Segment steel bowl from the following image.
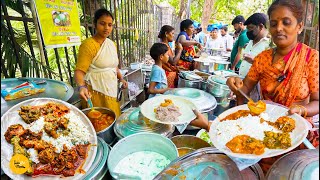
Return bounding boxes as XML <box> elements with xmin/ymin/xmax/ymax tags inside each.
<box><xmin>194</xmin><ymin>60</ymin><xmax>214</xmax><ymax>73</ymax></box>
<box><xmin>170</xmin><ymin>135</ymin><xmax>211</xmax><ymax>157</ymax></box>
<box><xmin>108</xmin><ymin>132</ymin><xmax>178</xmax><ymax>179</ymax></box>
<box><xmin>82</xmin><ymin>107</ymin><xmax>117</xmax><ymax>144</ymax></box>
<box><xmin>178</xmin><ymin>76</ymin><xmax>201</xmax><ymax>89</ymax></box>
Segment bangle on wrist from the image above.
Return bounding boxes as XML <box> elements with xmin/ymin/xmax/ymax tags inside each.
<box><xmin>78</xmin><ymin>85</ymin><xmax>87</xmax><ymax>91</ymax></box>
<box><xmin>298</xmin><ymin>105</ymin><xmax>308</xmax><ymax>118</ymax></box>
<box><xmin>291</xmin><ymin>105</ymin><xmax>308</xmax><ymax>118</ymax></box>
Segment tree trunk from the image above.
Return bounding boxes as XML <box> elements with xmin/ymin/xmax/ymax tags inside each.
<box><xmin>84</xmin><ymin>0</ymin><xmax>102</xmax><ymax>18</ymax></box>
<box><xmin>178</xmin><ymin>0</ymin><xmax>187</xmax><ymax>20</ymax></box>
<box><xmin>201</xmin><ymin>0</ymin><xmax>215</xmax><ymax>33</ymax></box>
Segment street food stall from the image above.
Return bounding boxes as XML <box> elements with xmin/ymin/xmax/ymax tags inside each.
<box><xmin>1</xmin><ymin>0</ymin><xmax>319</xmax><ymax>178</ymax></box>
<box><xmin>1</xmin><ymin>63</ymin><xmax>318</xmax><ymax>179</ymax></box>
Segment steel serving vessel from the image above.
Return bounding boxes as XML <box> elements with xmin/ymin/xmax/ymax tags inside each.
<box><xmin>82</xmin><ymin>107</ymin><xmax>117</xmax><ymax>144</ymax></box>
<box><xmin>114</xmin><ymin>107</ymin><xmax>175</xmax><ymax>139</ymax></box>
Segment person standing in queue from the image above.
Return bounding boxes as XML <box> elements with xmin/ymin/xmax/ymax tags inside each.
<box><xmin>158</xmin><ymin>25</ymin><xmax>183</xmax><ymax>88</ymax></box>
<box><xmin>220</xmin><ymin>26</ymin><xmax>234</xmax><ymax>52</ymax></box>
<box><xmin>226</xmin><ymin>0</ymin><xmax>319</xmax><ymax>173</ymax></box>
<box><xmin>74</xmin><ymin>8</ymin><xmax>128</xmax><ymax>118</ymax></box>
<box><xmin>205</xmin><ymin>28</ymin><xmax>224</xmax><ymax>50</ymax></box>
<box><xmin>239</xmin><ymin>13</ymin><xmax>271</xmax><ymax>102</ymax></box>
<box><xmin>230</xmin><ymin>15</ymin><xmax>250</xmax><ymax>74</ymax></box>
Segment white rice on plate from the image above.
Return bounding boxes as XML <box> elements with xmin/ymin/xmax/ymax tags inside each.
<box><xmin>27</xmin><ymin>111</ymin><xmax>92</xmax><ymax>154</ymax></box>
<box><xmin>27</xmin><ymin>148</ymin><xmax>39</xmax><ymax>163</ymax></box>
<box><xmin>215</xmin><ymin>112</ymin><xmax>282</xmax><ymax>146</ymax></box>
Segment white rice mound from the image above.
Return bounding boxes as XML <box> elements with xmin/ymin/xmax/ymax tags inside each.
<box><xmin>215</xmin><ymin>113</ymin><xmax>281</xmax><ymax>145</ymax></box>
<box><xmin>27</xmin><ymin>148</ymin><xmax>39</xmax><ymax>163</ymax></box>
<box><xmin>27</xmin><ymin>111</ymin><xmax>91</xmax><ymax>153</ymax></box>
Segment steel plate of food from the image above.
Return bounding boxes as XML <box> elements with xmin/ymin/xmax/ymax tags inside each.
<box><xmin>1</xmin><ymin>98</ymin><xmax>97</xmax><ymax>180</ymax></box>
<box><xmin>209</xmin><ymin>103</ymin><xmax>310</xmax><ymax>159</ymax></box>
<box><xmin>140</xmin><ymin>95</ymin><xmax>197</xmax><ymax>125</ymax></box>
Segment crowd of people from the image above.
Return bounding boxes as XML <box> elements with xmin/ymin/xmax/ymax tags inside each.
<box><xmin>74</xmin><ymin>0</ymin><xmax>318</xmax><ymax>175</ymax></box>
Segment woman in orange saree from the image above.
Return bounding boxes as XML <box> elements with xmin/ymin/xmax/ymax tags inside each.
<box><xmin>158</xmin><ymin>25</ymin><xmax>183</xmax><ymax>88</ymax></box>
<box><xmin>226</xmin><ymin>0</ymin><xmax>319</xmax><ymax>174</ymax></box>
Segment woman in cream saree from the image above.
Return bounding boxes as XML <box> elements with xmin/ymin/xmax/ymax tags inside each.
<box><xmin>74</xmin><ymin>9</ymin><xmax>127</xmax><ymax>117</ymax></box>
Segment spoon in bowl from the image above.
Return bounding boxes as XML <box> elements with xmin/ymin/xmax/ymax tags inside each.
<box><xmin>87</xmin><ymin>98</ymin><xmax>102</xmax><ymax>119</ymax></box>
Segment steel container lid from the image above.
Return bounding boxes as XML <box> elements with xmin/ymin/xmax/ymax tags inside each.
<box><xmin>207</xmin><ymin>75</ymin><xmax>229</xmax><ymax>85</ymax></box>
<box><xmin>114</xmin><ymin>108</ymin><xmax>175</xmax><ymax>139</ymax></box>
<box><xmin>164</xmin><ymin>88</ymin><xmax>217</xmax><ymax>113</ymax></box>
<box><xmin>82</xmin><ymin>137</ymin><xmax>109</xmax><ymax>180</ymax></box>
<box><xmin>213</xmin><ymin>70</ymin><xmax>239</xmax><ymax>78</ymax></box>
<box><xmin>154</xmin><ymin>147</ymin><xmax>243</xmax><ymax>180</ymax></box>
<box><xmin>266</xmin><ymin>149</ymin><xmax>319</xmax><ymax>180</ymax></box>
<box><xmin>155</xmin><ymin>147</ymin><xmax>265</xmax><ymax>180</ymax></box>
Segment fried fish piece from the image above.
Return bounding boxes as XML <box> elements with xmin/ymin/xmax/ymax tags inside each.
<box><xmin>4</xmin><ymin>124</ymin><xmax>25</xmax><ymax>142</ymax></box>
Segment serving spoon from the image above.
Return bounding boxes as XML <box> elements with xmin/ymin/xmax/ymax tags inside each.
<box><xmin>237</xmin><ymin>88</ymin><xmax>253</xmax><ymax>102</ymax></box>
<box><xmin>238</xmin><ymin>88</ymin><xmax>266</xmax><ymax>115</ymax></box>
<box><xmin>87</xmin><ymin>98</ymin><xmax>102</xmax><ymax>119</ymax></box>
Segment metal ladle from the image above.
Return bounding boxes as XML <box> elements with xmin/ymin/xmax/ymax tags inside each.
<box><xmin>87</xmin><ymin>98</ymin><xmax>102</xmax><ymax>119</ymax></box>
<box><xmin>237</xmin><ymin>88</ymin><xmax>253</xmax><ymax>102</ymax></box>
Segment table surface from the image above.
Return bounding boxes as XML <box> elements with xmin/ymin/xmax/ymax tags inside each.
<box><xmin>1</xmin><ymin>78</ymin><xmax>74</xmax><ymax>117</ymax></box>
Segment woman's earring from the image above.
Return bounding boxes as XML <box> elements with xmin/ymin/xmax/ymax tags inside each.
<box><xmin>298</xmin><ymin>31</ymin><xmax>302</xmax><ymax>34</ymax></box>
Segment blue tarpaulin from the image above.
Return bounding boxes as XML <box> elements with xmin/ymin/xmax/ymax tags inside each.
<box><xmin>207</xmin><ymin>23</ymin><xmax>228</xmax><ymax>31</ymax></box>
<box><xmin>193</xmin><ymin>21</ymin><xmax>200</xmax><ymax>28</ymax></box>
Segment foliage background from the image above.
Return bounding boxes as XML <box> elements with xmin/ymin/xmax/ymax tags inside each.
<box><xmin>155</xmin><ymin>0</ymin><xmax>271</xmax><ymax>28</ymax></box>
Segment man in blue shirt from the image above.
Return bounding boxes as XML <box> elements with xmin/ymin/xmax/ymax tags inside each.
<box><xmin>194</xmin><ymin>26</ymin><xmax>206</xmax><ymax>46</ymax></box>
<box><xmin>230</xmin><ymin>15</ymin><xmax>249</xmax><ymax>74</ymax></box>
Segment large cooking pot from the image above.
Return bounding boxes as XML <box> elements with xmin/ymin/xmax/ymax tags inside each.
<box><xmin>178</xmin><ymin>75</ymin><xmax>202</xmax><ymax>89</ymax></box>
<box><xmin>194</xmin><ymin>59</ymin><xmax>214</xmax><ymax>73</ymax></box>
<box><xmin>82</xmin><ymin>107</ymin><xmax>117</xmax><ymax>144</ymax></box>
<box><xmin>266</xmin><ymin>149</ymin><xmax>319</xmax><ymax>180</ymax></box>
<box><xmin>194</xmin><ymin>56</ymin><xmax>228</xmax><ymax>73</ymax></box>
<box><xmin>206</xmin><ymin>75</ymin><xmax>231</xmax><ymax>98</ymax></box>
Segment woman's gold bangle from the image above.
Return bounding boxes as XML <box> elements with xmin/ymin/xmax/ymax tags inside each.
<box><xmin>291</xmin><ymin>104</ymin><xmax>308</xmax><ymax>118</ymax></box>
<box><xmin>298</xmin><ymin>105</ymin><xmax>308</xmax><ymax>118</ymax></box>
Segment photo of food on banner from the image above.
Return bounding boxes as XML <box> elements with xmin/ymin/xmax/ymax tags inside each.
<box><xmin>52</xmin><ymin>11</ymin><xmax>71</xmax><ymax>26</ymax></box>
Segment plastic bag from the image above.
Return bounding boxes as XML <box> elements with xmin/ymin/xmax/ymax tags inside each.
<box><xmin>1</xmin><ymin>82</ymin><xmax>45</xmax><ymax>101</ymax></box>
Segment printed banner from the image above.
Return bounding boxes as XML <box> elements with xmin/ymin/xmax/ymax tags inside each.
<box><xmin>34</xmin><ymin>0</ymin><xmax>81</xmax><ymax>48</ymax></box>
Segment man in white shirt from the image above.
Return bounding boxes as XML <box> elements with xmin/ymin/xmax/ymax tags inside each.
<box><xmin>220</xmin><ymin>26</ymin><xmax>234</xmax><ymax>51</ymax></box>
<box><xmin>239</xmin><ymin>13</ymin><xmax>270</xmax><ymax>77</ymax></box>
<box><xmin>239</xmin><ymin>13</ymin><xmax>271</xmax><ymax>101</ymax></box>
<box><xmin>205</xmin><ymin>28</ymin><xmax>224</xmax><ymax>49</ymax></box>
